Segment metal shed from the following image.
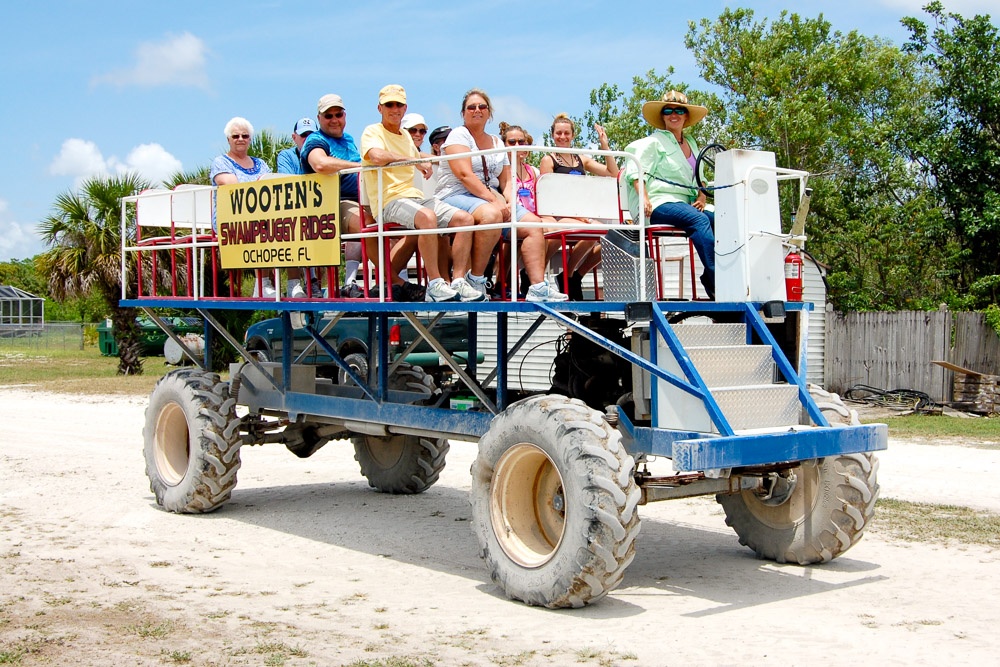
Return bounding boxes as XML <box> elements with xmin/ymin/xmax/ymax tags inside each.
<box><xmin>0</xmin><ymin>285</ymin><xmax>44</xmax><ymax>337</ymax></box>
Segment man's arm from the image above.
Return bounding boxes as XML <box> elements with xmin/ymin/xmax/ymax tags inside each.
<box><xmin>365</xmin><ymin>146</ymin><xmax>432</xmax><ymax>178</ymax></box>
<box><xmin>306</xmin><ymin>147</ymin><xmax>360</xmax><ymax>174</ymax></box>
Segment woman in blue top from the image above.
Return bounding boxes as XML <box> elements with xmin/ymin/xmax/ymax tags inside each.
<box><xmin>209</xmin><ymin>117</ymin><xmax>275</xmax><ymax>296</ymax></box>
<box><xmin>210</xmin><ymin>117</ymin><xmax>271</xmax><ymax>185</ymax></box>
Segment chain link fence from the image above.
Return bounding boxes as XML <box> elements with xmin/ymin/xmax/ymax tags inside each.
<box><xmin>0</xmin><ymin>322</ymin><xmax>98</xmax><ymax>352</ymax></box>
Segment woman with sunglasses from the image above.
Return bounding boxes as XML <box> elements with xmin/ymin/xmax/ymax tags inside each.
<box><xmin>623</xmin><ymin>90</ymin><xmax>715</xmax><ymax>299</ymax></box>
<box><xmin>435</xmin><ymin>89</ymin><xmax>565</xmax><ymax>301</ymax></box>
<box><xmin>497</xmin><ymin>122</ymin><xmax>567</xmax><ymax>301</ymax></box>
<box><xmin>209</xmin><ymin>117</ymin><xmax>275</xmax><ymax>296</ymax></box>
<box><xmin>210</xmin><ymin>117</ymin><xmax>271</xmax><ymax>186</ymax></box>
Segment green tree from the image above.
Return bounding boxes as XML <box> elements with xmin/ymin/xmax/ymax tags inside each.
<box><xmin>37</xmin><ymin>173</ymin><xmax>150</xmax><ymax>374</ymax></box>
<box><xmin>902</xmin><ymin>1</ymin><xmax>1000</xmax><ymax>292</ymax></box>
<box><xmin>684</xmin><ymin>8</ymin><xmax>951</xmax><ymax>310</ymax></box>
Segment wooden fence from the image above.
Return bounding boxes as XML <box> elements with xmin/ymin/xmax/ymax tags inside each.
<box><xmin>826</xmin><ymin>309</ymin><xmax>1000</xmax><ymax>402</ymax></box>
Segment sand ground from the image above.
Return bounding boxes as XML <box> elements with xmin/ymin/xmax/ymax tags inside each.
<box><xmin>1</xmin><ymin>387</ymin><xmax>998</xmax><ymax>666</ymax></box>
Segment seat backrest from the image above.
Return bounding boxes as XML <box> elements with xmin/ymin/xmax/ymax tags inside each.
<box><xmin>135</xmin><ymin>189</ymin><xmax>173</xmax><ymax>227</ymax></box>
<box><xmin>535</xmin><ymin>173</ymin><xmax>621</xmax><ymax>221</ymax></box>
<box><xmin>171</xmin><ymin>185</ymin><xmax>213</xmax><ymax>229</ymax></box>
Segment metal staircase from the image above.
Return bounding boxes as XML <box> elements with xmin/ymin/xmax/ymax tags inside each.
<box><xmin>659</xmin><ymin>321</ymin><xmax>802</xmax><ymax>434</ymax></box>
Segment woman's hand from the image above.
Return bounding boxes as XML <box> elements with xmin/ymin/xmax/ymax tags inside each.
<box><xmin>595</xmin><ymin>123</ymin><xmax>610</xmax><ymax>148</ymax></box>
<box><xmin>494</xmin><ymin>192</ymin><xmax>511</xmax><ymax>221</ymax></box>
<box><xmin>693</xmin><ymin>192</ymin><xmax>707</xmax><ymax>212</ymax></box>
<box><xmin>643</xmin><ymin>196</ymin><xmax>653</xmax><ymax>218</ymax></box>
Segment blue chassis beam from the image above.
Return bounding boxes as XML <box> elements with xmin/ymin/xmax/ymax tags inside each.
<box><xmin>123</xmin><ymin>297</ymin><xmax>886</xmax><ymax>470</ymax></box>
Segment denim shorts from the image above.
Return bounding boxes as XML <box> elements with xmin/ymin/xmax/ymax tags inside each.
<box><xmin>442</xmin><ymin>192</ymin><xmax>493</xmax><ymax>215</ymax></box>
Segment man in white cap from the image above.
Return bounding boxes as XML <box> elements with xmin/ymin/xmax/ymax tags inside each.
<box><xmin>300</xmin><ymin>94</ymin><xmax>367</xmax><ymax>298</ymax></box>
<box><xmin>360</xmin><ymin>84</ymin><xmax>480</xmax><ymax>302</ymax></box>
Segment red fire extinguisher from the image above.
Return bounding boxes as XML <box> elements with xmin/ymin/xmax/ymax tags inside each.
<box><xmin>784</xmin><ymin>250</ymin><xmax>804</xmax><ymax>301</ymax></box>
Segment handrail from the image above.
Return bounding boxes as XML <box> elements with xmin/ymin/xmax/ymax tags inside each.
<box><xmin>120</xmin><ymin>146</ymin><xmax>812</xmax><ymax>303</ymax></box>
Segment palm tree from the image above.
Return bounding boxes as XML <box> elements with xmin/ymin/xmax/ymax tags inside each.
<box><xmin>38</xmin><ymin>172</ymin><xmax>150</xmax><ymax>375</ymax></box>
<box><xmin>250</xmin><ymin>128</ymin><xmax>292</xmax><ymax>172</ymax></box>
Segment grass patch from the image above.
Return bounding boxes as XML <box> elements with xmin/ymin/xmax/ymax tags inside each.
<box><xmin>864</xmin><ymin>413</ymin><xmax>1000</xmax><ymax>447</ymax></box>
<box><xmin>126</xmin><ymin>620</ymin><xmax>174</xmax><ymax>638</ymax></box>
<box><xmin>0</xmin><ymin>348</ymin><xmax>164</xmax><ymax>395</ymax></box>
<box><xmin>875</xmin><ymin>498</ymin><xmax>1000</xmax><ymax>546</ymax></box>
<box><xmin>0</xmin><ymin>645</ymin><xmax>26</xmax><ymax>664</ymax></box>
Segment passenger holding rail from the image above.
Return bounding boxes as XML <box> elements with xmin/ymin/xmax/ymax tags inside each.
<box><xmin>436</xmin><ymin>90</ymin><xmax>563</xmax><ymax>302</ymax></box>
<box><xmin>498</xmin><ymin>122</ymin><xmax>567</xmax><ymax>302</ymax></box>
<box><xmin>210</xmin><ymin>117</ymin><xmax>275</xmax><ymax>297</ymax></box>
<box><xmin>301</xmin><ymin>94</ymin><xmax>369</xmax><ymax>299</ymax></box>
<box><xmin>360</xmin><ymin>84</ymin><xmax>477</xmax><ymax>303</ymax></box>
<box><xmin>624</xmin><ymin>90</ymin><xmax>715</xmax><ymax>299</ymax></box>
<box><xmin>539</xmin><ymin>114</ymin><xmax>619</xmax><ymax>299</ymax></box>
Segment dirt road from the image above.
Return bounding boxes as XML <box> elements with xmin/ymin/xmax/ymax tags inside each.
<box><xmin>1</xmin><ymin>387</ymin><xmax>998</xmax><ymax>666</ymax></box>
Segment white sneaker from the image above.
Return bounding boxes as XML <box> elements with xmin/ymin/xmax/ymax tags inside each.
<box><xmin>526</xmin><ymin>281</ymin><xmax>568</xmax><ymax>302</ymax></box>
<box><xmin>254</xmin><ymin>277</ymin><xmax>277</xmax><ymax>298</ymax></box>
<box><xmin>425</xmin><ymin>280</ymin><xmax>460</xmax><ymax>302</ymax></box>
<box><xmin>451</xmin><ymin>276</ymin><xmax>487</xmax><ymax>302</ymax></box>
<box><xmin>287</xmin><ymin>279</ymin><xmax>306</xmax><ymax>299</ymax></box>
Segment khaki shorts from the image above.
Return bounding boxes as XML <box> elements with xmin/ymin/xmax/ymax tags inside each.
<box><xmin>380</xmin><ymin>197</ymin><xmax>459</xmax><ymax>229</ymax></box>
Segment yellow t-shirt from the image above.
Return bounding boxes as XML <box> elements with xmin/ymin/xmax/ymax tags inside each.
<box><xmin>359</xmin><ymin>123</ymin><xmax>424</xmax><ymax>208</ymax></box>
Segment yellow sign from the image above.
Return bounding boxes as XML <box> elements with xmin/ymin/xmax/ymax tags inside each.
<box><xmin>216</xmin><ymin>174</ymin><xmax>341</xmax><ymax>269</ymax></box>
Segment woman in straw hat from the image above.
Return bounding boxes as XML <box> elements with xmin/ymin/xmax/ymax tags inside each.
<box><xmin>623</xmin><ymin>90</ymin><xmax>715</xmax><ymax>299</ymax></box>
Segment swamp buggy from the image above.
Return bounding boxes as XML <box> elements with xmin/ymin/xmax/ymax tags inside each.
<box><xmin>121</xmin><ymin>146</ymin><xmax>886</xmax><ymax>608</ymax></box>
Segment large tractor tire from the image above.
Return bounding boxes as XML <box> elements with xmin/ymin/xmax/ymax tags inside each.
<box><xmin>143</xmin><ymin>370</ymin><xmax>242</xmax><ymax>513</ymax></box>
<box><xmin>716</xmin><ymin>386</ymin><xmax>880</xmax><ymax>564</ymax></box>
<box><xmin>352</xmin><ymin>362</ymin><xmax>449</xmax><ymax>494</ymax></box>
<box><xmin>470</xmin><ymin>394</ymin><xmax>641</xmax><ymax>608</ymax></box>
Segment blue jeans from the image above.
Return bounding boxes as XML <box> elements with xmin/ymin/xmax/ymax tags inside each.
<box><xmin>650</xmin><ymin>202</ymin><xmax>715</xmax><ymax>285</ymax></box>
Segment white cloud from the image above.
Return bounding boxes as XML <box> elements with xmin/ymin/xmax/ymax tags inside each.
<box><xmin>119</xmin><ymin>144</ymin><xmax>183</xmax><ymax>185</ymax></box>
<box><xmin>49</xmin><ymin>138</ymin><xmax>106</xmax><ymax>183</ymax></box>
<box><xmin>48</xmin><ymin>139</ymin><xmax>183</xmax><ymax>188</ymax></box>
<box><xmin>93</xmin><ymin>32</ymin><xmax>210</xmax><ymax>90</ymax></box>
<box><xmin>0</xmin><ymin>198</ymin><xmax>45</xmax><ymax>262</ymax></box>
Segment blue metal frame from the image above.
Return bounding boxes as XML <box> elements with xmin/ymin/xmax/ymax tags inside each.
<box><xmin>124</xmin><ymin>296</ymin><xmax>886</xmax><ymax>471</ymax></box>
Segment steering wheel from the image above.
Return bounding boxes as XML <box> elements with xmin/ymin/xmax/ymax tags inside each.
<box><xmin>695</xmin><ymin>143</ymin><xmax>726</xmax><ymax>195</ymax></box>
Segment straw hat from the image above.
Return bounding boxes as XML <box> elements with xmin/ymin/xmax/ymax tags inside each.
<box><xmin>641</xmin><ymin>90</ymin><xmax>708</xmax><ymax>130</ymax></box>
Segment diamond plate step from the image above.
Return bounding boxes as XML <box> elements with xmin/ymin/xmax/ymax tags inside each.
<box><xmin>672</xmin><ymin>322</ymin><xmax>746</xmax><ymax>347</ymax></box>
<box><xmin>712</xmin><ymin>384</ymin><xmax>800</xmax><ymax>430</ymax></box>
<box><xmin>688</xmin><ymin>345</ymin><xmax>775</xmax><ymax>387</ymax></box>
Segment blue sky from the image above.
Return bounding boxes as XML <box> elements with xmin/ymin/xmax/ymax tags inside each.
<box><xmin>0</xmin><ymin>0</ymin><xmax>995</xmax><ymax>262</ymax></box>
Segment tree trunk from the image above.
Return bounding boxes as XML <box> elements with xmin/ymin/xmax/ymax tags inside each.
<box><xmin>110</xmin><ymin>304</ymin><xmax>144</xmax><ymax>376</ymax></box>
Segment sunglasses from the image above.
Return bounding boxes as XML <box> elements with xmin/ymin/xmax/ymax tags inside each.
<box><xmin>408</xmin><ymin>128</ymin><xmax>428</xmax><ymax>135</ymax></box>
<box><xmin>506</xmin><ymin>139</ymin><xmax>528</xmax><ymax>146</ymax></box>
<box><xmin>323</xmin><ymin>111</ymin><xmax>345</xmax><ymax>119</ymax></box>
<box><xmin>661</xmin><ymin>107</ymin><xmax>688</xmax><ymax>116</ymax></box>
<box><xmin>230</xmin><ymin>133</ymin><xmax>250</xmax><ymax>139</ymax></box>
<box><xmin>465</xmin><ymin>103</ymin><xmax>489</xmax><ymax>112</ymax></box>
<box><xmin>383</xmin><ymin>101</ymin><xmax>405</xmax><ymax>108</ymax></box>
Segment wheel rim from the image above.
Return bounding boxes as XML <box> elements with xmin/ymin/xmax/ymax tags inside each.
<box><xmin>154</xmin><ymin>402</ymin><xmax>190</xmax><ymax>486</ymax></box>
<box><xmin>490</xmin><ymin>443</ymin><xmax>566</xmax><ymax>568</ymax></box>
<box><xmin>365</xmin><ymin>434</ymin><xmax>406</xmax><ymax>468</ymax></box>
<box><xmin>743</xmin><ymin>460</ymin><xmax>820</xmax><ymax>530</ymax></box>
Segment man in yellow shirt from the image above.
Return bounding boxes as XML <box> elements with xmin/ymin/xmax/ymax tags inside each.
<box><xmin>360</xmin><ymin>85</ymin><xmax>479</xmax><ymax>303</ymax></box>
